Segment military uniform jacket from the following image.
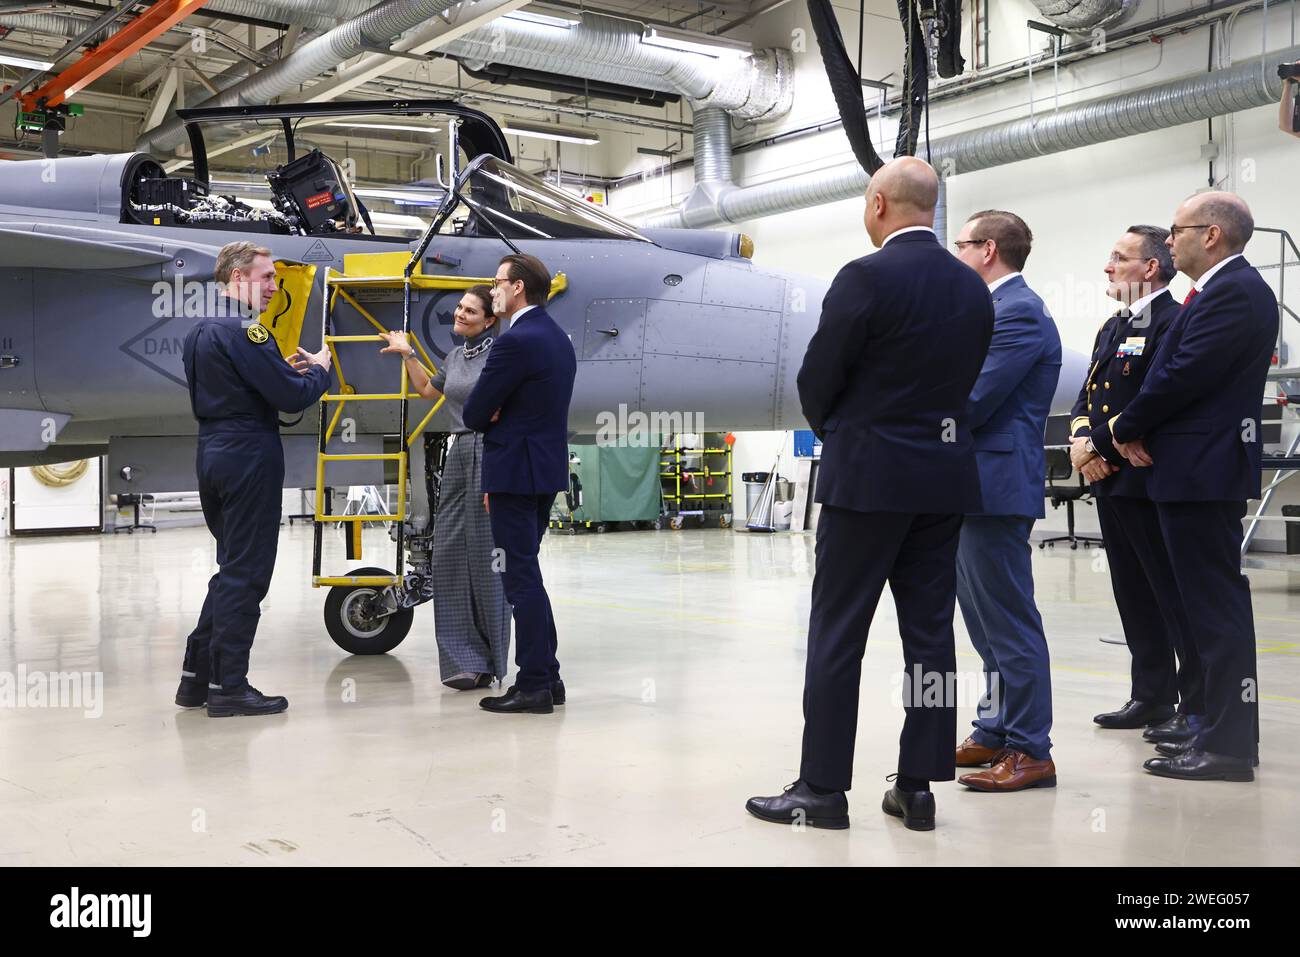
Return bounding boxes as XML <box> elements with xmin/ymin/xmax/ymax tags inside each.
<box><xmin>1069</xmin><ymin>288</ymin><xmax>1179</xmax><ymax>498</ymax></box>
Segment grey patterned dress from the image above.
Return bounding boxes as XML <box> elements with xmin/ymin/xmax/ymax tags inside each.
<box><xmin>429</xmin><ymin>329</ymin><xmax>511</xmax><ymax>682</ymax></box>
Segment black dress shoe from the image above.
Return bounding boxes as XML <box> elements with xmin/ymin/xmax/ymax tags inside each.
<box><xmin>1143</xmin><ymin>748</ymin><xmax>1254</xmax><ymax>782</ymax></box>
<box><xmin>174</xmin><ymin>678</ymin><xmax>207</xmax><ymax>709</ymax></box>
<box><xmin>207</xmin><ymin>685</ymin><xmax>288</xmax><ymax>717</ymax></box>
<box><xmin>1143</xmin><ymin>713</ymin><xmax>1197</xmax><ymax>742</ymax></box>
<box><xmin>479</xmin><ymin>685</ymin><xmax>553</xmax><ymax>714</ymax></box>
<box><xmin>1155</xmin><ymin>739</ymin><xmax>1260</xmax><ymax>767</ymax></box>
<box><xmin>745</xmin><ymin>780</ymin><xmax>849</xmax><ymax>829</ymax></box>
<box><xmin>1093</xmin><ymin>699</ymin><xmax>1175</xmax><ymax>729</ymax></box>
<box><xmin>882</xmin><ymin>785</ymin><xmax>936</xmax><ymax>831</ymax></box>
<box><xmin>552</xmin><ymin>680</ymin><xmax>565</xmax><ymax>706</ymax></box>
<box><xmin>1154</xmin><ymin>739</ymin><xmax>1195</xmax><ymax>757</ymax></box>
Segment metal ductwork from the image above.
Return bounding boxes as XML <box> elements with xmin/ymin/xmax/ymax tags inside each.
<box><xmin>443</xmin><ymin>12</ymin><xmax>794</xmax><ymax>120</ymax></box>
<box><xmin>134</xmin><ymin>0</ymin><xmax>458</xmax><ymax>155</ymax></box>
<box><xmin>644</xmin><ymin>42</ymin><xmax>1297</xmax><ymax>230</ymax></box>
<box><xmin>0</xmin><ymin>1</ymin><xmax>357</xmax><ymax>40</ymax></box>
<box><xmin>1029</xmin><ymin>0</ymin><xmax>1140</xmax><ymax>32</ymax></box>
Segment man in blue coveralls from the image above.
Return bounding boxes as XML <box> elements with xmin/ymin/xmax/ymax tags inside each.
<box><xmin>174</xmin><ymin>241</ymin><xmax>332</xmax><ymax>717</ymax></box>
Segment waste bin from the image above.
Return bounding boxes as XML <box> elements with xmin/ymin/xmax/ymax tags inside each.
<box><xmin>743</xmin><ymin>472</ymin><xmax>770</xmax><ymax>515</ymax></box>
<box><xmin>1284</xmin><ymin>505</ymin><xmax>1300</xmax><ymax>555</ymax></box>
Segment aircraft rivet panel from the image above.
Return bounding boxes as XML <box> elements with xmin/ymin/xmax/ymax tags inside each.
<box><xmin>582</xmin><ymin>299</ymin><xmax>647</xmax><ymax>361</ymax></box>
<box><xmin>640</xmin><ymin>354</ymin><xmax>777</xmax><ymax>433</ymax></box>
<box><xmin>644</xmin><ymin>300</ymin><xmax>781</xmax><ymax>363</ymax></box>
<box><xmin>701</xmin><ymin>262</ymin><xmax>787</xmax><ymax>312</ymax></box>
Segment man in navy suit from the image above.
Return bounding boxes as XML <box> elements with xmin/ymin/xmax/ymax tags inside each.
<box><xmin>950</xmin><ymin>210</ymin><xmax>1062</xmax><ymax>793</ymax></box>
<box><xmin>1070</xmin><ymin>227</ymin><xmax>1203</xmax><ymax>741</ymax></box>
<box><xmin>463</xmin><ymin>253</ymin><xmax>577</xmax><ymax>715</ymax></box>
<box><xmin>1092</xmin><ymin>192</ymin><xmax>1275</xmax><ymax>782</ymax></box>
<box><xmin>746</xmin><ymin>157</ymin><xmax>993</xmax><ymax>831</ymax></box>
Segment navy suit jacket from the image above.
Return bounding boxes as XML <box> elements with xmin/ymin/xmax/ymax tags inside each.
<box><xmin>1094</xmin><ymin>257</ymin><xmax>1277</xmax><ymax>503</ymax></box>
<box><xmin>962</xmin><ymin>275</ymin><xmax>1062</xmax><ymax>518</ymax></box>
<box><xmin>1069</xmin><ymin>289</ymin><xmax>1179</xmax><ymax>498</ymax></box>
<box><xmin>798</xmin><ymin>230</ymin><xmax>994</xmax><ymax>514</ymax></box>
<box><xmin>462</xmin><ymin>305</ymin><xmax>578</xmax><ymax>495</ymax></box>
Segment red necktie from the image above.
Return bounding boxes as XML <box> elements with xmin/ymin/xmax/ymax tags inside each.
<box><xmin>1183</xmin><ymin>287</ymin><xmax>1199</xmax><ymax>306</ymax></box>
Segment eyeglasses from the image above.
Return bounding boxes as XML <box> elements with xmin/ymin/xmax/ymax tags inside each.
<box><xmin>1107</xmin><ymin>252</ymin><xmax>1155</xmax><ymax>265</ymax></box>
<box><xmin>491</xmin><ymin>277</ymin><xmax>518</xmax><ymax>288</ymax></box>
<box><xmin>1169</xmin><ymin>224</ymin><xmax>1213</xmax><ymax>237</ymax></box>
<box><xmin>952</xmin><ymin>239</ymin><xmax>990</xmax><ymax>250</ymax></box>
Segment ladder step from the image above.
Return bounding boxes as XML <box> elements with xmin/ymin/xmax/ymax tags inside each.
<box><xmin>315</xmin><ymin>514</ymin><xmax>401</xmax><ymax>523</ymax></box>
<box><xmin>322</xmin><ymin>393</ymin><xmax>417</xmax><ymax>402</ymax></box>
<box><xmin>320</xmin><ymin>453</ymin><xmax>404</xmax><ymax>461</ymax></box>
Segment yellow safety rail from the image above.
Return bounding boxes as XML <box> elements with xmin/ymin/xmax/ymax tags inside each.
<box><xmin>311</xmin><ymin>253</ymin><xmax>569</xmax><ymax>588</ymax></box>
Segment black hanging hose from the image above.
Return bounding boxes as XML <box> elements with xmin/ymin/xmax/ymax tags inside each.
<box><xmin>806</xmin><ymin>0</ymin><xmax>885</xmax><ymax>175</ymax></box>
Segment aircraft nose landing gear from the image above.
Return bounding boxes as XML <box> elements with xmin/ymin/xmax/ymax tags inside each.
<box><xmin>323</xmin><ymin>566</ymin><xmax>415</xmax><ymax>655</ymax></box>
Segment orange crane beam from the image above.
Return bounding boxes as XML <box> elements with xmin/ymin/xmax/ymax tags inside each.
<box><xmin>19</xmin><ymin>0</ymin><xmax>214</xmax><ymax>111</ymax></box>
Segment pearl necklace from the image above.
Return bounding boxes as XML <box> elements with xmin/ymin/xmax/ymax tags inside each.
<box><xmin>463</xmin><ymin>336</ymin><xmax>493</xmax><ymax>359</ymax></box>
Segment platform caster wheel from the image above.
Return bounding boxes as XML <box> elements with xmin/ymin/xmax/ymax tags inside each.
<box><xmin>596</xmin><ymin>523</ymin><xmax>608</xmax><ymax>533</ymax></box>
<box><xmin>720</xmin><ymin>514</ymin><xmax>732</xmax><ymax>528</ymax></box>
<box><xmin>324</xmin><ymin>566</ymin><xmax>413</xmax><ymax>655</ymax></box>
<box><xmin>1070</xmin><ymin>542</ymin><xmax>1078</xmax><ymax>550</ymax></box>
<box><xmin>652</xmin><ymin>517</ymin><xmax>664</xmax><ymax>530</ymax></box>
<box><xmin>670</xmin><ymin>516</ymin><xmax>684</xmax><ymax>530</ymax></box>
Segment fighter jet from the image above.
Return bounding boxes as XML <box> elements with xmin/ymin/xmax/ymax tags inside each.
<box><xmin>0</xmin><ymin>99</ymin><xmax>1083</xmax><ymax>650</ymax></box>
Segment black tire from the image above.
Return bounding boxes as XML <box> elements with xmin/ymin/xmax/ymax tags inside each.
<box><xmin>324</xmin><ymin>566</ymin><xmax>414</xmax><ymax>655</ymax></box>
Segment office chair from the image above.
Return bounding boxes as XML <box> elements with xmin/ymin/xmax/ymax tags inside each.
<box><xmin>1039</xmin><ymin>446</ymin><xmax>1104</xmax><ymax>550</ymax></box>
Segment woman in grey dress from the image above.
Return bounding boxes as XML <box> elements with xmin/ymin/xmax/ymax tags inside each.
<box><xmin>378</xmin><ymin>286</ymin><xmax>511</xmax><ymax>690</ymax></box>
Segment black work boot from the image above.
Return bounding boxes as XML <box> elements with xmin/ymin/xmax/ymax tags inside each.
<box><xmin>175</xmin><ymin>677</ymin><xmax>208</xmax><ymax>709</ymax></box>
<box><xmin>207</xmin><ymin>684</ymin><xmax>289</xmax><ymax>717</ymax></box>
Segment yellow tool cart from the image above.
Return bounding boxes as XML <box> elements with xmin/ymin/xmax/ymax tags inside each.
<box><xmin>659</xmin><ymin>431</ymin><xmax>734</xmax><ymax>530</ymax></box>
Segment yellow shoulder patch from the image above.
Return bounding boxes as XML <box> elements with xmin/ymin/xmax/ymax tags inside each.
<box><xmin>247</xmin><ymin>323</ymin><xmax>270</xmax><ymax>344</ymax></box>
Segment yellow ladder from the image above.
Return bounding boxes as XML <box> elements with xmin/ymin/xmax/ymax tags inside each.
<box><xmin>310</xmin><ymin>252</ymin><xmax>492</xmax><ymax>588</ymax></box>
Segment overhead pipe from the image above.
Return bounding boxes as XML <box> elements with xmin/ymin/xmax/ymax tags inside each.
<box><xmin>134</xmin><ymin>0</ymin><xmax>460</xmax><ymax>155</ymax></box>
<box><xmin>1029</xmin><ymin>0</ymin><xmax>1139</xmax><ymax>32</ymax></box>
<box><xmin>643</xmin><ymin>42</ymin><xmax>1298</xmax><ymax>229</ymax></box>
<box><xmin>441</xmin><ymin>11</ymin><xmax>793</xmax><ymax>120</ymax></box>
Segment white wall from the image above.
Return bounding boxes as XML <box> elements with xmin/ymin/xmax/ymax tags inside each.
<box><xmin>604</xmin><ymin>1</ymin><xmax>1300</xmax><ymax>544</ymax></box>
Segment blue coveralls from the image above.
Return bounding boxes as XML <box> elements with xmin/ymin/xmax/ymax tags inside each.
<box><xmin>180</xmin><ymin>318</ymin><xmax>330</xmax><ymax>692</ymax></box>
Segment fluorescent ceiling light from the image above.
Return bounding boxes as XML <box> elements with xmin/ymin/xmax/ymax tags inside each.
<box><xmin>500</xmin><ymin>121</ymin><xmax>599</xmax><ymax>145</ymax></box>
<box><xmin>642</xmin><ymin>26</ymin><xmax>752</xmax><ymax>59</ymax></box>
<box><xmin>0</xmin><ymin>51</ymin><xmax>55</xmax><ymax>72</ymax></box>
<box><xmin>506</xmin><ymin>10</ymin><xmax>579</xmax><ymax>27</ymax></box>
<box><xmin>324</xmin><ymin>121</ymin><xmax>437</xmax><ymax>134</ymax></box>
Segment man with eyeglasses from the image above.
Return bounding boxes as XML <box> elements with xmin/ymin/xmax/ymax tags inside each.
<box><xmin>463</xmin><ymin>253</ymin><xmax>577</xmax><ymax>715</ymax></box>
<box><xmin>949</xmin><ymin>210</ymin><xmax>1062</xmax><ymax>794</ymax></box>
<box><xmin>1070</xmin><ymin>227</ymin><xmax>1203</xmax><ymax>742</ymax></box>
<box><xmin>1088</xmin><ymin>192</ymin><xmax>1276</xmax><ymax>782</ymax></box>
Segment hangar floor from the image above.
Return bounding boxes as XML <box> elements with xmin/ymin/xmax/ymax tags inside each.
<box><xmin>1</xmin><ymin>524</ymin><xmax>1297</xmax><ymax>866</ymax></box>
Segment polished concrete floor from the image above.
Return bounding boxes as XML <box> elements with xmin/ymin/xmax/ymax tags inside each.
<box><xmin>1</xmin><ymin>522</ymin><xmax>1298</xmax><ymax>866</ymax></box>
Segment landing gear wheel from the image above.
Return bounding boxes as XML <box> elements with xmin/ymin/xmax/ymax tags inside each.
<box><xmin>324</xmin><ymin>566</ymin><xmax>413</xmax><ymax>655</ymax></box>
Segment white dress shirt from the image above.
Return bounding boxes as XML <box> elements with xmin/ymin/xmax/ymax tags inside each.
<box><xmin>987</xmin><ymin>271</ymin><xmax>1022</xmax><ymax>293</ymax></box>
<box><xmin>1193</xmin><ymin>253</ymin><xmax>1244</xmax><ymax>291</ymax></box>
<box><xmin>881</xmin><ymin>225</ymin><xmax>936</xmax><ymax>247</ymax></box>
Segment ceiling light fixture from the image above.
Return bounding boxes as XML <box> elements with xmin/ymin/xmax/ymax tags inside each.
<box><xmin>642</xmin><ymin>26</ymin><xmax>752</xmax><ymax>59</ymax></box>
<box><xmin>505</xmin><ymin>10</ymin><xmax>580</xmax><ymax>28</ymax></box>
<box><xmin>0</xmin><ymin>51</ymin><xmax>56</xmax><ymax>72</ymax></box>
<box><xmin>500</xmin><ymin>121</ymin><xmax>600</xmax><ymax>145</ymax></box>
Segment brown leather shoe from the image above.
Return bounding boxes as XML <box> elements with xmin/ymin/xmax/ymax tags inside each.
<box><xmin>955</xmin><ymin>735</ymin><xmax>1007</xmax><ymax>767</ymax></box>
<box><xmin>959</xmin><ymin>750</ymin><xmax>1057</xmax><ymax>792</ymax></box>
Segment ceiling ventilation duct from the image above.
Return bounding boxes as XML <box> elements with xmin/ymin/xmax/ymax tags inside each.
<box><xmin>1029</xmin><ymin>0</ymin><xmax>1140</xmax><ymax>33</ymax></box>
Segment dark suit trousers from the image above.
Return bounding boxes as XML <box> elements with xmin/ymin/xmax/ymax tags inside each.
<box><xmin>1155</xmin><ymin>501</ymin><xmax>1259</xmax><ymax>760</ymax></box>
<box><xmin>800</xmin><ymin>505</ymin><xmax>963</xmax><ymax>791</ymax></box>
<box><xmin>1095</xmin><ymin>495</ymin><xmax>1204</xmax><ymax>712</ymax></box>
<box><xmin>488</xmin><ymin>492</ymin><xmax>560</xmax><ymax>691</ymax></box>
